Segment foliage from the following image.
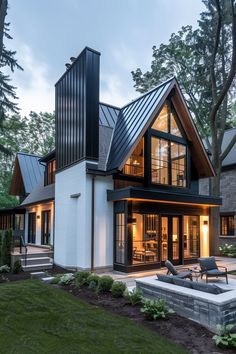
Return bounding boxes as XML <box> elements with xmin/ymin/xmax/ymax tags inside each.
<box><xmin>219</xmin><ymin>243</ymin><xmax>236</xmax><ymax>257</ymax></box>
<box><xmin>97</xmin><ymin>275</ymin><xmax>114</xmax><ymax>293</ymax></box>
<box><xmin>87</xmin><ymin>273</ymin><xmax>100</xmax><ymax>290</ymax></box>
<box><xmin>1</xmin><ymin>229</ymin><xmax>12</xmax><ymax>266</ymax></box>
<box><xmin>141</xmin><ymin>298</ymin><xmax>174</xmax><ymax>320</ymax></box>
<box><xmin>0</xmin><ymin>231</ymin><xmax>2</xmax><ymax>263</ymax></box>
<box><xmin>213</xmin><ymin>324</ymin><xmax>236</xmax><ymax>349</ymax></box>
<box><xmin>12</xmin><ymin>259</ymin><xmax>22</xmax><ymax>274</ymax></box>
<box><xmin>50</xmin><ymin>275</ymin><xmax>62</xmax><ymax>284</ymax></box>
<box><xmin>111</xmin><ymin>281</ymin><xmax>127</xmax><ymax>298</ymax></box>
<box><xmin>58</xmin><ymin>273</ymin><xmax>74</xmax><ymax>285</ymax></box>
<box><xmin>0</xmin><ymin>112</ymin><xmax>55</xmax><ymax>208</ymax></box>
<box><xmin>0</xmin><ymin>264</ymin><xmax>10</xmax><ymax>273</ymax></box>
<box><xmin>0</xmin><ymin>281</ymin><xmax>186</xmax><ymax>353</ymax></box>
<box><xmin>124</xmin><ymin>287</ymin><xmax>143</xmax><ymax>306</ymax></box>
<box><xmin>131</xmin><ymin>0</ymin><xmax>236</xmax><ymax>196</ymax></box>
<box><xmin>75</xmin><ymin>270</ymin><xmax>91</xmax><ymax>287</ymax></box>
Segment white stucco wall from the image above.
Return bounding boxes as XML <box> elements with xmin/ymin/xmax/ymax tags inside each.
<box><xmin>54</xmin><ymin>161</ymin><xmax>114</xmax><ymax>270</ymax></box>
<box><xmin>24</xmin><ymin>201</ymin><xmax>54</xmax><ymax>246</ymax></box>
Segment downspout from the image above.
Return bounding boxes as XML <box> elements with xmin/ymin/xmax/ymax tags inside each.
<box><xmin>91</xmin><ymin>175</ymin><xmax>95</xmax><ymax>271</ymax></box>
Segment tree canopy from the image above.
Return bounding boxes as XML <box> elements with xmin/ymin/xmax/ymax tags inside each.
<box><xmin>132</xmin><ymin>0</ymin><xmax>236</xmax><ymax>196</ymax></box>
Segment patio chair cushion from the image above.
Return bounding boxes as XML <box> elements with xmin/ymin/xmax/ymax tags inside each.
<box><xmin>157</xmin><ymin>274</ymin><xmax>174</xmax><ymax>284</ymax></box>
<box><xmin>205</xmin><ymin>269</ymin><xmax>226</xmax><ymax>276</ymax></box>
<box><xmin>198</xmin><ymin>257</ymin><xmax>217</xmax><ymax>271</ymax></box>
<box><xmin>165</xmin><ymin>260</ymin><xmax>178</xmax><ymax>275</ymax></box>
<box><xmin>192</xmin><ymin>281</ymin><xmax>224</xmax><ymax>294</ymax></box>
<box><xmin>173</xmin><ymin>277</ymin><xmax>192</xmax><ymax>288</ymax></box>
<box><xmin>175</xmin><ymin>271</ymin><xmax>192</xmax><ymax>279</ymax></box>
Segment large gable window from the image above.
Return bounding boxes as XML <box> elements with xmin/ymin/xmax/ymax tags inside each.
<box><xmin>122</xmin><ymin>138</ymin><xmax>144</xmax><ymax>177</ymax></box>
<box><xmin>152</xmin><ymin>102</ymin><xmax>182</xmax><ymax>137</ymax></box>
<box><xmin>151</xmin><ymin>137</ymin><xmax>187</xmax><ymax>187</ymax></box>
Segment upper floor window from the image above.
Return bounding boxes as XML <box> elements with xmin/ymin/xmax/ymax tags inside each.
<box><xmin>45</xmin><ymin>159</ymin><xmax>56</xmax><ymax>185</ymax></box>
<box><xmin>122</xmin><ymin>138</ymin><xmax>144</xmax><ymax>177</ymax></box>
<box><xmin>151</xmin><ymin>137</ymin><xmax>187</xmax><ymax>187</ymax></box>
<box><xmin>220</xmin><ymin>215</ymin><xmax>235</xmax><ymax>236</ymax></box>
<box><xmin>152</xmin><ymin>102</ymin><xmax>182</xmax><ymax>137</ymax></box>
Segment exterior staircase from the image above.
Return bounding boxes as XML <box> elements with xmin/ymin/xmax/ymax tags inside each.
<box><xmin>21</xmin><ymin>250</ymin><xmax>53</xmax><ymax>272</ymax></box>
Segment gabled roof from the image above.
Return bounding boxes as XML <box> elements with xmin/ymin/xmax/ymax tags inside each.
<box><xmin>9</xmin><ymin>152</ymin><xmax>45</xmax><ymax>196</ymax></box>
<box><xmin>99</xmin><ymin>102</ymin><xmax>120</xmax><ymax>128</ymax></box>
<box><xmin>106</xmin><ymin>77</ymin><xmax>215</xmax><ymax>178</ymax></box>
<box><xmin>20</xmin><ymin>177</ymin><xmax>55</xmax><ymax>207</ymax></box>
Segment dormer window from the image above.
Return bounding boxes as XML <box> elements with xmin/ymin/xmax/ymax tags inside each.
<box><xmin>122</xmin><ymin>138</ymin><xmax>144</xmax><ymax>177</ymax></box>
<box><xmin>45</xmin><ymin>159</ymin><xmax>56</xmax><ymax>185</ymax></box>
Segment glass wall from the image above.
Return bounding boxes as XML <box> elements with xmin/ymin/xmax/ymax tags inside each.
<box><xmin>183</xmin><ymin>216</ymin><xmax>200</xmax><ymax>259</ymax></box>
<box><xmin>151</xmin><ymin>137</ymin><xmax>186</xmax><ymax>187</ymax></box>
<box><xmin>115</xmin><ymin>213</ymin><xmax>125</xmax><ymax>264</ymax></box>
<box><xmin>122</xmin><ymin>138</ymin><xmax>144</xmax><ymax>177</ymax></box>
<box><xmin>132</xmin><ymin>213</ymin><xmax>159</xmax><ymax>264</ymax></box>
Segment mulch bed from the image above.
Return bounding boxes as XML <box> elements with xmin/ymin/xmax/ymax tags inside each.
<box><xmin>0</xmin><ymin>265</ymin><xmax>67</xmax><ymax>282</ymax></box>
<box><xmin>59</xmin><ymin>283</ymin><xmax>235</xmax><ymax>354</ymax></box>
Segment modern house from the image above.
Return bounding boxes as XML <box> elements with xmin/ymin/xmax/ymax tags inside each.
<box><xmin>200</xmin><ymin>128</ymin><xmax>236</xmax><ymax>246</ymax></box>
<box><xmin>0</xmin><ymin>47</ymin><xmax>222</xmax><ymax>272</ymax></box>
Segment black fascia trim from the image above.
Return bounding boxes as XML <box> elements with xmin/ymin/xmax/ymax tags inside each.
<box><xmin>222</xmin><ymin>163</ymin><xmax>236</xmax><ymax>171</ymax></box>
<box><xmin>20</xmin><ymin>197</ymin><xmax>55</xmax><ymax>208</ymax></box>
<box><xmin>107</xmin><ymin>186</ymin><xmax>222</xmax><ymax>205</ymax></box>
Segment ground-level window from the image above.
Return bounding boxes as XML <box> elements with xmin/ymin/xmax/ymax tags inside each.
<box><xmin>220</xmin><ymin>215</ymin><xmax>235</xmax><ymax>236</ymax></box>
<box><xmin>115</xmin><ymin>213</ymin><xmax>125</xmax><ymax>264</ymax></box>
<box><xmin>41</xmin><ymin>210</ymin><xmax>51</xmax><ymax>245</ymax></box>
<box><xmin>28</xmin><ymin>212</ymin><xmax>36</xmax><ymax>244</ymax></box>
<box><xmin>183</xmin><ymin>216</ymin><xmax>200</xmax><ymax>259</ymax></box>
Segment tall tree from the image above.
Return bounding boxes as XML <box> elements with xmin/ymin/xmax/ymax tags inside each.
<box><xmin>132</xmin><ymin>0</ymin><xmax>236</xmax><ymax>197</ymax></box>
<box><xmin>0</xmin><ymin>0</ymin><xmax>23</xmax><ymax>153</ymax></box>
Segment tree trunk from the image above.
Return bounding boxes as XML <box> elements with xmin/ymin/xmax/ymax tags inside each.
<box><xmin>0</xmin><ymin>0</ymin><xmax>7</xmax><ymax>59</ymax></box>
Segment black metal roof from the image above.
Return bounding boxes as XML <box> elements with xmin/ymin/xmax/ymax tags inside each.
<box><xmin>107</xmin><ymin>78</ymin><xmax>174</xmax><ymax>171</ymax></box>
<box><xmin>17</xmin><ymin>152</ymin><xmax>45</xmax><ymax>194</ymax></box>
<box><xmin>20</xmin><ymin>177</ymin><xmax>55</xmax><ymax>207</ymax></box>
<box><xmin>221</xmin><ymin>128</ymin><xmax>236</xmax><ymax>167</ymax></box>
<box><xmin>99</xmin><ymin>102</ymin><xmax>120</xmax><ymax>128</ymax></box>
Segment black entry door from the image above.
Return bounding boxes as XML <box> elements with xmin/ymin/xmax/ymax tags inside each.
<box><xmin>41</xmin><ymin>210</ymin><xmax>51</xmax><ymax>245</ymax></box>
<box><xmin>161</xmin><ymin>215</ymin><xmax>182</xmax><ymax>265</ymax></box>
<box><xmin>28</xmin><ymin>212</ymin><xmax>36</xmax><ymax>244</ymax></box>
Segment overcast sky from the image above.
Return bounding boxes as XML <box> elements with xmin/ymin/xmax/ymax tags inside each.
<box><xmin>6</xmin><ymin>0</ymin><xmax>205</xmax><ymax>116</ymax></box>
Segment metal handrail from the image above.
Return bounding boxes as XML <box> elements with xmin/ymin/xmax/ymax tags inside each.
<box><xmin>19</xmin><ymin>235</ymin><xmax>28</xmax><ymax>266</ymax></box>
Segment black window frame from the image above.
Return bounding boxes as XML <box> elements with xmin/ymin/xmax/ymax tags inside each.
<box><xmin>220</xmin><ymin>214</ymin><xmax>235</xmax><ymax>236</ymax></box>
<box><xmin>45</xmin><ymin>159</ymin><xmax>56</xmax><ymax>186</ymax></box>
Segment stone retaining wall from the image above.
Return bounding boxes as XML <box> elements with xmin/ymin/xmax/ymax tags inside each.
<box><xmin>136</xmin><ymin>276</ymin><xmax>236</xmax><ymax>333</ymax></box>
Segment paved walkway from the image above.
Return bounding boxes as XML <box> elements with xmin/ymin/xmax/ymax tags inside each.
<box><xmin>102</xmin><ymin>257</ymin><xmax>236</xmax><ymax>288</ymax></box>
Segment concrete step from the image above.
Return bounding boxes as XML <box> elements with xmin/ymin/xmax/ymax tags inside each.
<box><xmin>22</xmin><ymin>263</ymin><xmax>53</xmax><ymax>272</ymax></box>
<box><xmin>22</xmin><ymin>251</ymin><xmax>53</xmax><ymax>259</ymax></box>
<box><xmin>21</xmin><ymin>257</ymin><xmax>52</xmax><ymax>266</ymax></box>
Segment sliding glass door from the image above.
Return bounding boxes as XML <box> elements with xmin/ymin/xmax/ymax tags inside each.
<box><xmin>28</xmin><ymin>212</ymin><xmax>36</xmax><ymax>244</ymax></box>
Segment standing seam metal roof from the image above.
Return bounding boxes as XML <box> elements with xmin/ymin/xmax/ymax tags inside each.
<box><xmin>107</xmin><ymin>78</ymin><xmax>174</xmax><ymax>171</ymax></box>
<box><xmin>99</xmin><ymin>103</ymin><xmax>120</xmax><ymax>128</ymax></box>
<box><xmin>17</xmin><ymin>153</ymin><xmax>45</xmax><ymax>194</ymax></box>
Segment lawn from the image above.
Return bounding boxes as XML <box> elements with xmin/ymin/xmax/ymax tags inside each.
<box><xmin>0</xmin><ymin>280</ymin><xmax>186</xmax><ymax>354</ymax></box>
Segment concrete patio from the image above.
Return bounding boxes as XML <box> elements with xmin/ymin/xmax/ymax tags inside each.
<box><xmin>104</xmin><ymin>257</ymin><xmax>236</xmax><ymax>288</ymax></box>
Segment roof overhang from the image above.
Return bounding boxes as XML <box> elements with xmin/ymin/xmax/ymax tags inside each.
<box><xmin>107</xmin><ymin>187</ymin><xmax>222</xmax><ymax>207</ymax></box>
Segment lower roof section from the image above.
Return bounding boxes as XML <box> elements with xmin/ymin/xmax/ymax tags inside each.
<box><xmin>107</xmin><ymin>187</ymin><xmax>222</xmax><ymax>206</ymax></box>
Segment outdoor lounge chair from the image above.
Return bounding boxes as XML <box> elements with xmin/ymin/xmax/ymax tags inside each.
<box><xmin>165</xmin><ymin>260</ymin><xmax>192</xmax><ymax>280</ymax></box>
<box><xmin>198</xmin><ymin>257</ymin><xmax>228</xmax><ymax>284</ymax></box>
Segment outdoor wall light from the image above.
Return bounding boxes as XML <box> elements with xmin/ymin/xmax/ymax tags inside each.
<box><xmin>203</xmin><ymin>220</ymin><xmax>208</xmax><ymax>225</ymax></box>
<box><xmin>202</xmin><ymin>220</ymin><xmax>209</xmax><ymax>234</ymax></box>
<box><xmin>37</xmin><ymin>215</ymin><xmax>40</xmax><ymax>219</ymax></box>
<box><xmin>128</xmin><ymin>217</ymin><xmax>137</xmax><ymax>225</ymax></box>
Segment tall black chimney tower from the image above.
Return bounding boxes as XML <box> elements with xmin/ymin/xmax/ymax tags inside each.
<box><xmin>55</xmin><ymin>47</ymin><xmax>100</xmax><ymax>171</ymax></box>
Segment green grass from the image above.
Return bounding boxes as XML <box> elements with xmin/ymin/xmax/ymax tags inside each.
<box><xmin>228</xmin><ymin>270</ymin><xmax>236</xmax><ymax>275</ymax></box>
<box><xmin>0</xmin><ymin>280</ymin><xmax>187</xmax><ymax>354</ymax></box>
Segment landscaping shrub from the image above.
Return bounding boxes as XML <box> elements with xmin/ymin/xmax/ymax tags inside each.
<box><xmin>111</xmin><ymin>281</ymin><xmax>127</xmax><ymax>298</ymax></box>
<box><xmin>50</xmin><ymin>275</ymin><xmax>62</xmax><ymax>284</ymax></box>
<box><xmin>12</xmin><ymin>260</ymin><xmax>22</xmax><ymax>274</ymax></box>
<box><xmin>59</xmin><ymin>273</ymin><xmax>75</xmax><ymax>285</ymax></box>
<box><xmin>87</xmin><ymin>274</ymin><xmax>100</xmax><ymax>290</ymax></box>
<box><xmin>97</xmin><ymin>275</ymin><xmax>114</xmax><ymax>293</ymax></box>
<box><xmin>124</xmin><ymin>287</ymin><xmax>143</xmax><ymax>306</ymax></box>
<box><xmin>0</xmin><ymin>265</ymin><xmax>10</xmax><ymax>273</ymax></box>
<box><xmin>141</xmin><ymin>298</ymin><xmax>174</xmax><ymax>320</ymax></box>
<box><xmin>1</xmin><ymin>230</ymin><xmax>13</xmax><ymax>266</ymax></box>
<box><xmin>75</xmin><ymin>271</ymin><xmax>91</xmax><ymax>287</ymax></box>
<box><xmin>213</xmin><ymin>324</ymin><xmax>236</xmax><ymax>349</ymax></box>
<box><xmin>219</xmin><ymin>244</ymin><xmax>236</xmax><ymax>257</ymax></box>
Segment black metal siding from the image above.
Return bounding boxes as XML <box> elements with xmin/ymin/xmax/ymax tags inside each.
<box><xmin>55</xmin><ymin>47</ymin><xmax>100</xmax><ymax>171</ymax></box>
